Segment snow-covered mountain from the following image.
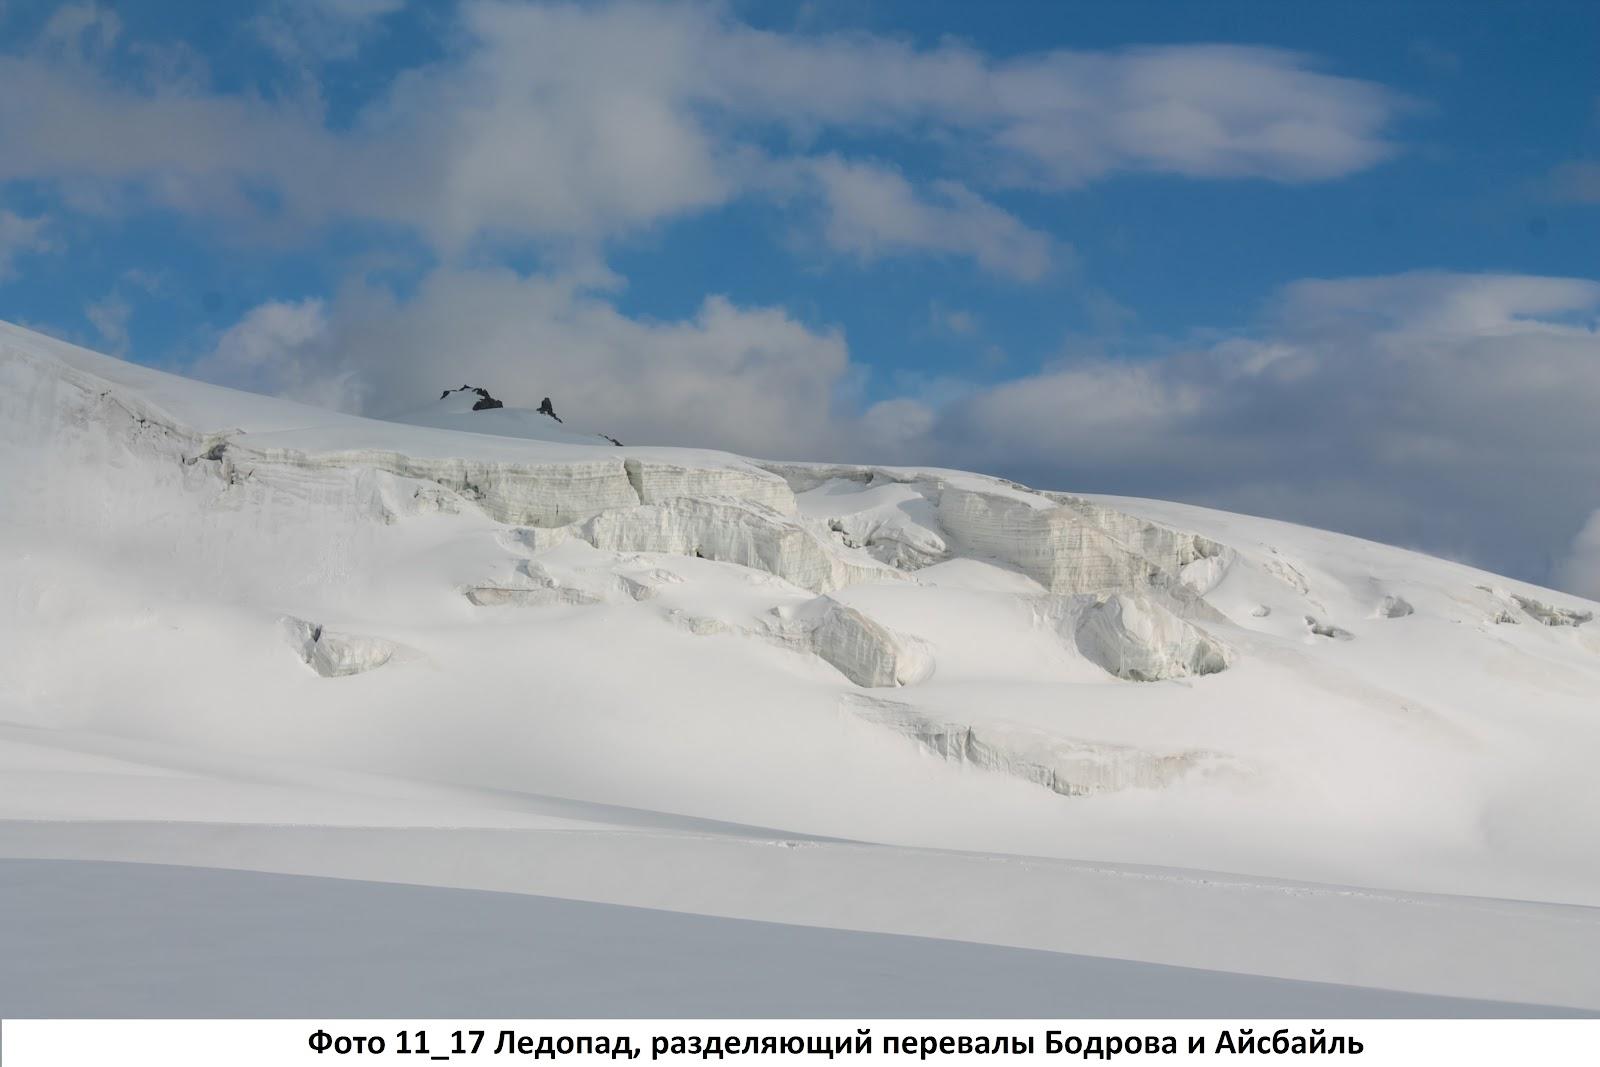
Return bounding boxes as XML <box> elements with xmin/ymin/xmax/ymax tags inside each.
<box><xmin>2</xmin><ymin>318</ymin><xmax>1598</xmax><ymax>1013</ymax></box>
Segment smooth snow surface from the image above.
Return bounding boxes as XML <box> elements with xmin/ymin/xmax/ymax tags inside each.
<box><xmin>4</xmin><ymin>860</ymin><xmax>1569</xmax><ymax>1019</ymax></box>
<box><xmin>2</xmin><ymin>318</ymin><xmax>1599</xmax><ymax>1014</ymax></box>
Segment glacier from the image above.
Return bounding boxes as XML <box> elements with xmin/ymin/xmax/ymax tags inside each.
<box><xmin>3</xmin><ymin>318</ymin><xmax>1600</xmax><ymax>1013</ymax></box>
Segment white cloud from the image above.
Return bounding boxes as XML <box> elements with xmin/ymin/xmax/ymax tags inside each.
<box><xmin>36</xmin><ymin>2</ymin><xmax>121</xmax><ymax>61</ymax></box>
<box><xmin>82</xmin><ymin>269</ymin><xmax>163</xmax><ymax>356</ymax></box>
<box><xmin>694</xmin><ymin>28</ymin><xmax>1401</xmax><ymax>184</ymax></box>
<box><xmin>859</xmin><ymin>396</ymin><xmax>937</xmax><ymax>452</ymax></box>
<box><xmin>0</xmin><ymin>2</ymin><xmax>1408</xmax><ymax>263</ymax></box>
<box><xmin>922</xmin><ymin>272</ymin><xmax>1600</xmax><ymax>586</ymax></box>
<box><xmin>0</xmin><ymin>210</ymin><xmax>52</xmax><ymax>281</ymax></box>
<box><xmin>979</xmin><ymin>45</ymin><xmax>1402</xmax><ymax>185</ymax></box>
<box><xmin>194</xmin><ymin>298</ymin><xmax>352</xmax><ymax>409</ymax></box>
<box><xmin>1556</xmin><ymin>511</ymin><xmax>1600</xmax><ymax>599</ymax></box>
<box><xmin>84</xmin><ymin>291</ymin><xmax>131</xmax><ymax>354</ymax></box>
<box><xmin>253</xmin><ymin>0</ymin><xmax>404</xmax><ymax>57</ymax></box>
<box><xmin>0</xmin><ymin>49</ymin><xmax>340</xmax><ymax>225</ymax></box>
<box><xmin>196</xmin><ymin>268</ymin><xmax>855</xmax><ymax>459</ymax></box>
<box><xmin>803</xmin><ymin>158</ymin><xmax>1054</xmax><ymax>280</ymax></box>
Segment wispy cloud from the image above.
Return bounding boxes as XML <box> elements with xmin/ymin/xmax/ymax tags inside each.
<box><xmin>0</xmin><ymin>1</ymin><xmax>1410</xmax><ymax>269</ymax></box>
<box><xmin>0</xmin><ymin>209</ymin><xmax>53</xmax><ymax>281</ymax></box>
<box><xmin>929</xmin><ymin>303</ymin><xmax>979</xmax><ymax>336</ymax></box>
<box><xmin>1550</xmin><ymin>161</ymin><xmax>1600</xmax><ymax>204</ymax></box>
<box><xmin>801</xmin><ymin>158</ymin><xmax>1054</xmax><ymax>280</ymax></box>
<box><xmin>83</xmin><ymin>268</ymin><xmax>162</xmax><ymax>355</ymax></box>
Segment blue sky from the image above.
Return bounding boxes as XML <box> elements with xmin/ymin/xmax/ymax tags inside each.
<box><xmin>2</xmin><ymin>0</ymin><xmax>1599</xmax><ymax>592</ymax></box>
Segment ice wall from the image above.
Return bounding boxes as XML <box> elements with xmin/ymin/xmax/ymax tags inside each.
<box><xmin>937</xmin><ymin>488</ymin><xmax>1162</xmax><ymax>594</ymax></box>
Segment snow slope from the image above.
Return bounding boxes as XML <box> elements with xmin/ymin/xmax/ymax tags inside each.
<box><xmin>3</xmin><ymin>860</ymin><xmax>1552</xmax><ymax>1018</ymax></box>
<box><xmin>2</xmin><ymin>319</ymin><xmax>1598</xmax><ymax>1013</ymax></box>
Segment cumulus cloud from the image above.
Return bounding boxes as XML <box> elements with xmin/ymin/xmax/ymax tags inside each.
<box><xmin>197</xmin><ymin>268</ymin><xmax>855</xmax><ymax>459</ymax></box>
<box><xmin>0</xmin><ymin>1</ymin><xmax>1408</xmax><ymax>260</ymax></box>
<box><xmin>194</xmin><ymin>298</ymin><xmax>352</xmax><ymax>409</ymax></box>
<box><xmin>920</xmin><ymin>272</ymin><xmax>1600</xmax><ymax>587</ymax></box>
<box><xmin>0</xmin><ymin>48</ymin><xmax>340</xmax><ymax>226</ymax></box>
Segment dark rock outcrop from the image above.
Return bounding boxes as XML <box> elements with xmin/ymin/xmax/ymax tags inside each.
<box><xmin>440</xmin><ymin>385</ymin><xmax>504</xmax><ymax>411</ymax></box>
